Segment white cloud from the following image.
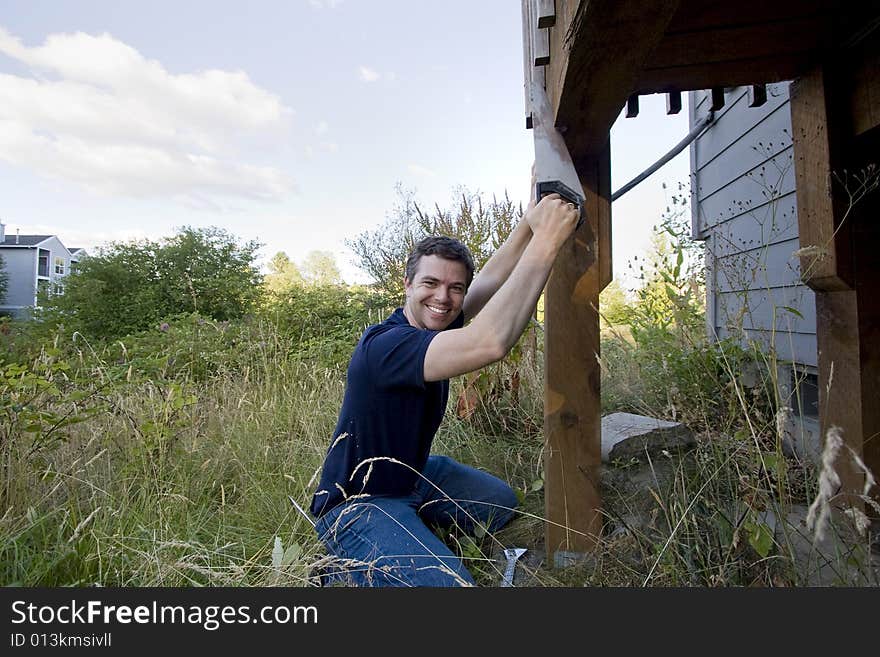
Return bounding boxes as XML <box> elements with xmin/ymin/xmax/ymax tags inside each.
<box><xmin>7</xmin><ymin>222</ymin><xmax>157</xmax><ymax>254</ymax></box>
<box><xmin>358</xmin><ymin>66</ymin><xmax>380</xmax><ymax>82</ymax></box>
<box><xmin>309</xmin><ymin>0</ymin><xmax>344</xmax><ymax>8</ymax></box>
<box><xmin>407</xmin><ymin>164</ymin><xmax>437</xmax><ymax>178</ymax></box>
<box><xmin>0</xmin><ymin>27</ymin><xmax>295</xmax><ymax>203</ymax></box>
<box><xmin>314</xmin><ymin>121</ymin><xmax>329</xmax><ymax>135</ymax></box>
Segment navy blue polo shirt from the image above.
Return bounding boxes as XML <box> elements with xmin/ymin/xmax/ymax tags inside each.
<box><xmin>310</xmin><ymin>307</ymin><xmax>465</xmax><ymax>518</ymax></box>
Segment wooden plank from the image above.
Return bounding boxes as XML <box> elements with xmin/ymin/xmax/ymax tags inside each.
<box><xmin>710</xmin><ymin>88</ymin><xmax>726</xmax><ymax>111</ymax></box>
<box><xmin>789</xmin><ymin>67</ymin><xmax>853</xmax><ymax>291</ymax></box>
<box><xmin>848</xmin><ymin>43</ymin><xmax>880</xmax><ymax>137</ymax></box>
<box><xmin>749</xmin><ymin>84</ymin><xmax>768</xmax><ymax>107</ymax></box>
<box><xmin>522</xmin><ymin>0</ymin><xmax>534</xmax><ymax>128</ymax></box>
<box><xmin>635</xmin><ymin>51</ymin><xmax>815</xmax><ymax>94</ymax></box>
<box><xmin>536</xmin><ymin>0</ymin><xmax>556</xmax><ymax>28</ymax></box>
<box><xmin>597</xmin><ymin>142</ymin><xmax>612</xmax><ymax>291</ymax></box>
<box><xmin>664</xmin><ymin>0</ymin><xmax>828</xmax><ymax>35</ymax></box>
<box><xmin>625</xmin><ymin>94</ymin><xmax>639</xmax><ymax>118</ymax></box>
<box><xmin>531</xmin><ymin>0</ymin><xmax>550</xmax><ymax>66</ymax></box>
<box><xmin>854</xmin><ymin>207</ymin><xmax>880</xmax><ymax>511</ymax></box>
<box><xmin>650</xmin><ymin>14</ymin><xmax>826</xmax><ymax>69</ymax></box>
<box><xmin>544</xmin><ymin>146</ymin><xmax>608</xmax><ymax>564</ymax></box>
<box><xmin>548</xmin><ymin>0</ymin><xmax>681</xmax><ymax>159</ymax></box>
<box><xmin>666</xmin><ymin>91</ymin><xmax>682</xmax><ymax>114</ymax></box>
<box><xmin>815</xmin><ymin>291</ymin><xmax>864</xmax><ymax>508</ymax></box>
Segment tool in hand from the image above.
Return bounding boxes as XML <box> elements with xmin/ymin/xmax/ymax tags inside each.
<box><xmin>501</xmin><ymin>547</ymin><xmax>527</xmax><ymax>587</ymax></box>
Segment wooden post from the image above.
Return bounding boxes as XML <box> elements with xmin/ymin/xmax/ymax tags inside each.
<box><xmin>789</xmin><ymin>67</ymin><xmax>852</xmax><ymax>291</ymax></box>
<box><xmin>855</xmin><ymin>216</ymin><xmax>880</xmax><ymax>511</ymax></box>
<box><xmin>544</xmin><ymin>140</ymin><xmax>609</xmax><ymax>566</ymax></box>
<box><xmin>790</xmin><ymin>65</ymin><xmax>869</xmax><ymax>506</ymax></box>
<box><xmin>814</xmin><ymin>292</ymin><xmax>864</xmax><ymax>506</ymax></box>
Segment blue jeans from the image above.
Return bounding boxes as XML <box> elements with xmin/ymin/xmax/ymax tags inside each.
<box><xmin>314</xmin><ymin>455</ymin><xmax>518</xmax><ymax>587</ymax></box>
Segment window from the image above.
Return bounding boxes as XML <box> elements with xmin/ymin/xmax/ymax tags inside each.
<box><xmin>791</xmin><ymin>367</ymin><xmax>819</xmax><ymax>419</ymax></box>
<box><xmin>38</xmin><ymin>249</ymin><xmax>50</xmax><ymax>277</ymax></box>
<box><xmin>54</xmin><ymin>256</ymin><xmax>65</xmax><ymax>275</ymax></box>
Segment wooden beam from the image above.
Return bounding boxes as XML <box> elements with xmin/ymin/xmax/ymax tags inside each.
<box><xmin>597</xmin><ymin>143</ymin><xmax>613</xmax><ymax>291</ymax></box>
<box><xmin>854</xmin><ymin>197</ymin><xmax>880</xmax><ymax>512</ymax></box>
<box><xmin>748</xmin><ymin>84</ymin><xmax>768</xmax><ymax>107</ymax></box>
<box><xmin>666</xmin><ymin>91</ymin><xmax>682</xmax><ymax>114</ymax></box>
<box><xmin>531</xmin><ymin>0</ymin><xmax>551</xmax><ymax>66</ymax></box>
<box><xmin>544</xmin><ymin>141</ymin><xmax>609</xmax><ymax>565</ymax></box>
<box><xmin>709</xmin><ymin>87</ymin><xmax>725</xmax><ymax>111</ymax></box>
<box><xmin>664</xmin><ymin>0</ymin><xmax>829</xmax><ymax>34</ymax></box>
<box><xmin>548</xmin><ymin>0</ymin><xmax>681</xmax><ymax>159</ymax></box>
<box><xmin>626</xmin><ymin>94</ymin><xmax>639</xmax><ymax>118</ymax></box>
<box><xmin>648</xmin><ymin>14</ymin><xmax>825</xmax><ymax>70</ymax></box>
<box><xmin>536</xmin><ymin>0</ymin><xmax>557</xmax><ymax>28</ymax></box>
<box><xmin>790</xmin><ymin>66</ymin><xmax>853</xmax><ymax>290</ymax></box>
<box><xmin>815</xmin><ymin>292</ymin><xmax>866</xmax><ymax>509</ymax></box>
<box><xmin>792</xmin><ymin>59</ymin><xmax>880</xmax><ymax>512</ymax></box>
<box><xmin>848</xmin><ymin>41</ymin><xmax>880</xmax><ymax>137</ymax></box>
<box><xmin>635</xmin><ymin>51</ymin><xmax>815</xmax><ymax>94</ymax></box>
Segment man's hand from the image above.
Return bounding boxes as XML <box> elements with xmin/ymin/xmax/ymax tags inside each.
<box><xmin>525</xmin><ymin>192</ymin><xmax>579</xmax><ymax>250</ymax></box>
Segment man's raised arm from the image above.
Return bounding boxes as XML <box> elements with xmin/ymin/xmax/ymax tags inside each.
<box><xmin>462</xmin><ymin>167</ymin><xmax>539</xmax><ymax>321</ymax></box>
<box><xmin>424</xmin><ymin>193</ymin><xmax>577</xmax><ymax>382</ymax></box>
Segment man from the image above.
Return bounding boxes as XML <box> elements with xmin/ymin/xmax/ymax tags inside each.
<box><xmin>310</xmin><ymin>191</ymin><xmax>579</xmax><ymax>586</ymax></box>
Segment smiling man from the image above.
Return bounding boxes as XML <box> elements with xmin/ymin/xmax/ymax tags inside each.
<box><xmin>310</xmin><ymin>191</ymin><xmax>579</xmax><ymax>587</ymax></box>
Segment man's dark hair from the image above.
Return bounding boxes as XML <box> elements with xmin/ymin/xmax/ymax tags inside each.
<box><xmin>405</xmin><ymin>236</ymin><xmax>475</xmax><ymax>289</ymax></box>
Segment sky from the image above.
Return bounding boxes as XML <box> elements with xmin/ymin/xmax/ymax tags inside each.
<box><xmin>0</xmin><ymin>0</ymin><xmax>690</xmax><ymax>287</ymax></box>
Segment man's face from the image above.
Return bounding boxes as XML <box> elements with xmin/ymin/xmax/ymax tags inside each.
<box><xmin>403</xmin><ymin>254</ymin><xmax>467</xmax><ymax>331</ymax></box>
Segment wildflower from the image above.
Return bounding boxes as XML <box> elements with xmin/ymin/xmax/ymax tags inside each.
<box><xmin>791</xmin><ymin>245</ymin><xmax>827</xmax><ymax>259</ymax></box>
<box><xmin>806</xmin><ymin>426</ymin><xmax>843</xmax><ymax>542</ymax></box>
<box><xmin>159</xmin><ymin>322</ymin><xmax>170</xmax><ymax>332</ymax></box>
<box><xmin>843</xmin><ymin>506</ymin><xmax>871</xmax><ymax>536</ymax></box>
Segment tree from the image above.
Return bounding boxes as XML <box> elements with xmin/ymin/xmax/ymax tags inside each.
<box><xmin>155</xmin><ymin>226</ymin><xmax>263</xmax><ymax>321</ymax></box>
<box><xmin>264</xmin><ymin>251</ymin><xmax>304</xmax><ymax>295</ymax></box>
<box><xmin>47</xmin><ymin>226</ymin><xmax>263</xmax><ymax>339</ymax></box>
<box><xmin>346</xmin><ymin>184</ymin><xmax>520</xmax><ymax>302</ymax></box>
<box><xmin>599</xmin><ymin>279</ymin><xmax>631</xmax><ymax>326</ymax></box>
<box><xmin>301</xmin><ymin>250</ymin><xmax>342</xmax><ymax>286</ymax></box>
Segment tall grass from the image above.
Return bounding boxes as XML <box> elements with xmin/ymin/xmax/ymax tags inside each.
<box><xmin>2</xmin><ymin>271</ymin><xmax>877</xmax><ymax>587</ymax></box>
<box><xmin>1</xmin><ymin>322</ymin><xmax>343</xmax><ymax>586</ymax></box>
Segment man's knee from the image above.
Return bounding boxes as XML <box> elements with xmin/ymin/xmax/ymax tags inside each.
<box><xmin>485</xmin><ymin>483</ymin><xmax>518</xmax><ymax>531</ymax></box>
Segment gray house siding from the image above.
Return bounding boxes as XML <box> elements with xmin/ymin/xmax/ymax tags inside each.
<box><xmin>0</xmin><ymin>235</ymin><xmax>76</xmax><ymax>317</ymax></box>
<box><xmin>1</xmin><ymin>248</ymin><xmax>40</xmax><ymax>310</ymax></box>
<box><xmin>689</xmin><ymin>83</ymin><xmax>820</xmax><ymax>457</ymax></box>
<box><xmin>689</xmin><ymin>83</ymin><xmax>816</xmax><ymax>368</ymax></box>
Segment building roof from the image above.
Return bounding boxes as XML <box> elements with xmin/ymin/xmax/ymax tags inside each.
<box><xmin>0</xmin><ymin>235</ymin><xmax>53</xmax><ymax>247</ymax></box>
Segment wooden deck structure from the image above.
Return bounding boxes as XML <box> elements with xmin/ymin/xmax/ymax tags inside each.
<box><xmin>524</xmin><ymin>0</ymin><xmax>880</xmax><ymax>564</ymax></box>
